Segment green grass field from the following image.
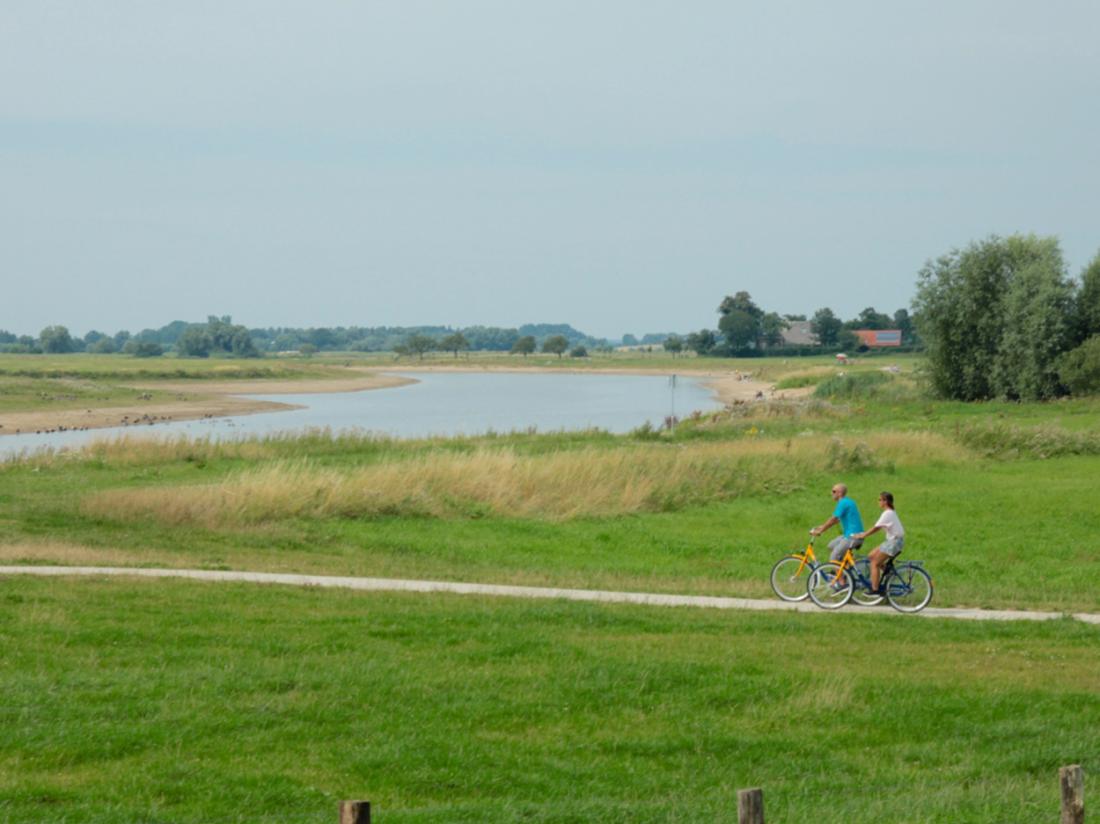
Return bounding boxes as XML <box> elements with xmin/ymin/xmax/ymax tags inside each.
<box><xmin>1</xmin><ymin>577</ymin><xmax>1096</xmax><ymax>823</ymax></box>
<box><xmin>0</xmin><ymin>352</ymin><xmax>1097</xmax><ymax>821</ymax></box>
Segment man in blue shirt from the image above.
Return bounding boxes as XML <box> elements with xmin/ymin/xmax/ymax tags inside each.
<box><xmin>810</xmin><ymin>482</ymin><xmax>865</xmax><ymax>561</ymax></box>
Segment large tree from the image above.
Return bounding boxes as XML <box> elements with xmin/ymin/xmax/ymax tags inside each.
<box><xmin>989</xmin><ymin>235</ymin><xmax>1073</xmax><ymax>400</ymax></box>
<box><xmin>914</xmin><ymin>234</ymin><xmax>1073</xmax><ymax>401</ymax></box>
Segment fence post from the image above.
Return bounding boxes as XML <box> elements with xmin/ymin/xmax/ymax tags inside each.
<box><xmin>339</xmin><ymin>800</ymin><xmax>371</xmax><ymax>824</ymax></box>
<box><xmin>737</xmin><ymin>787</ymin><xmax>764</xmax><ymax>824</ymax></box>
<box><xmin>1060</xmin><ymin>765</ymin><xmax>1084</xmax><ymax>824</ymax></box>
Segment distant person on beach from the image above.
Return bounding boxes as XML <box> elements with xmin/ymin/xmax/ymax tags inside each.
<box><xmin>810</xmin><ymin>482</ymin><xmax>865</xmax><ymax>561</ymax></box>
<box><xmin>854</xmin><ymin>491</ymin><xmax>905</xmax><ymax>595</ymax></box>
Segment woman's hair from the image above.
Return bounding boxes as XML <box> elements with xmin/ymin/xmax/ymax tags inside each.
<box><xmin>879</xmin><ymin>491</ymin><xmax>895</xmax><ymax>508</ymax></box>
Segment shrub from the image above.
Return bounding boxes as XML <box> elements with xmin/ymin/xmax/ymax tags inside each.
<box><xmin>1057</xmin><ymin>335</ymin><xmax>1100</xmax><ymax>396</ymax></box>
<box><xmin>824</xmin><ymin>437</ymin><xmax>890</xmax><ymax>472</ymax></box>
<box><xmin>814</xmin><ymin>371</ymin><xmax>891</xmax><ymax>399</ymax></box>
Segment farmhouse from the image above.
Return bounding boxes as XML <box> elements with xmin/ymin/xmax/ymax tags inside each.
<box><xmin>779</xmin><ymin>321</ymin><xmax>815</xmax><ymax>346</ymax></box>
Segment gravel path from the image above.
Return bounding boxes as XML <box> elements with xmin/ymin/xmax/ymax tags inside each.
<box><xmin>3</xmin><ymin>565</ymin><xmax>1098</xmax><ymax>625</ymax></box>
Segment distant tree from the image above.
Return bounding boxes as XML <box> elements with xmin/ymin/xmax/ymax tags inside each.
<box><xmin>230</xmin><ymin>328</ymin><xmax>260</xmax><ymax>358</ymax></box>
<box><xmin>0</xmin><ymin>330</ymin><xmax>16</xmax><ymax>344</ymax></box>
<box><xmin>113</xmin><ymin>330</ymin><xmax>131</xmax><ymax>349</ymax></box>
<box><xmin>685</xmin><ymin>329</ymin><xmax>717</xmax><ymax>356</ymax></box>
<box><xmin>440</xmin><ymin>332</ymin><xmax>470</xmax><ymax>359</ymax></box>
<box><xmin>783</xmin><ymin>313</ymin><xmax>807</xmax><ymax>322</ymax></box>
<box><xmin>510</xmin><ymin>336</ymin><xmax>536</xmax><ymax>357</ymax></box>
<box><xmin>717</xmin><ymin>292</ymin><xmax>763</xmax><ymax>350</ymax></box>
<box><xmin>718</xmin><ymin>291</ymin><xmax>763</xmax><ymax>320</ymax></box>
<box><xmin>177</xmin><ymin>327</ymin><xmax>213</xmax><ymax>358</ymax></box>
<box><xmin>89</xmin><ymin>337</ymin><xmax>117</xmax><ymax>354</ymax></box>
<box><xmin>39</xmin><ymin>325</ymin><xmax>74</xmax><ymax>353</ymax></box>
<box><xmin>570</xmin><ymin>345</ymin><xmax>588</xmax><ymax>358</ymax></box>
<box><xmin>810</xmin><ymin>308</ymin><xmax>842</xmax><ymax>347</ymax></box>
<box><xmin>663</xmin><ymin>335</ymin><xmax>683</xmax><ymax>357</ymax></box>
<box><xmin>83</xmin><ymin>330</ymin><xmax>108</xmax><ymax>347</ymax></box>
<box><xmin>621</xmin><ymin>334</ymin><xmax>639</xmax><ymax>346</ymax></box>
<box><xmin>298</xmin><ymin>343</ymin><xmax>318</xmax><ymax>357</ymax></box>
<box><xmin>403</xmin><ymin>334</ymin><xmax>436</xmax><ymax>360</ymax></box>
<box><xmin>718</xmin><ymin>310</ymin><xmax>758</xmax><ymax>351</ymax></box>
<box><xmin>760</xmin><ymin>312</ymin><xmax>788</xmax><ymax>348</ymax></box>
<box><xmin>851</xmin><ymin>307</ymin><xmax>893</xmax><ymax>330</ymax></box>
<box><xmin>892</xmin><ymin>308</ymin><xmax>915</xmax><ymax>345</ymax></box>
<box><xmin>542</xmin><ymin>335</ymin><xmax>569</xmax><ymax>359</ymax></box>
<box><xmin>125</xmin><ymin>340</ymin><xmax>164</xmax><ymax>358</ymax></box>
<box><xmin>838</xmin><ymin>329</ymin><xmax>860</xmax><ymax>352</ymax></box>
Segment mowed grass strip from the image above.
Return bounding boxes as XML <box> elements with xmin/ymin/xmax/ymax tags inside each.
<box><xmin>79</xmin><ymin>433</ymin><xmax>965</xmax><ymax>525</ymax></box>
<box><xmin>0</xmin><ymin>576</ymin><xmax>1096</xmax><ymax>823</ymax></box>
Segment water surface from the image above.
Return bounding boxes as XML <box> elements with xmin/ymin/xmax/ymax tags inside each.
<box><xmin>1</xmin><ymin>371</ymin><xmax>722</xmax><ymax>457</ymax></box>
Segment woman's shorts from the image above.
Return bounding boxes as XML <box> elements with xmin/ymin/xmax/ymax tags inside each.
<box><xmin>880</xmin><ymin>536</ymin><xmax>904</xmax><ymax>557</ymax></box>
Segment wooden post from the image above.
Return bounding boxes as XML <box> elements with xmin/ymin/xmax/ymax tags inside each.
<box><xmin>339</xmin><ymin>800</ymin><xmax>371</xmax><ymax>824</ymax></box>
<box><xmin>1060</xmin><ymin>765</ymin><xmax>1084</xmax><ymax>824</ymax></box>
<box><xmin>738</xmin><ymin>787</ymin><xmax>765</xmax><ymax>824</ymax></box>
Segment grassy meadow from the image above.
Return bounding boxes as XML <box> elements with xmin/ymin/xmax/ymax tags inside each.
<box><xmin>1</xmin><ymin>351</ymin><xmax>1098</xmax><ymax>821</ymax></box>
<box><xmin>1</xmin><ymin>577</ymin><xmax>1097</xmax><ymax>823</ymax></box>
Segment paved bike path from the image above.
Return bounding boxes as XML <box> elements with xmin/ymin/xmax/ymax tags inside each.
<box><xmin>2</xmin><ymin>565</ymin><xmax>1098</xmax><ymax>625</ymax></box>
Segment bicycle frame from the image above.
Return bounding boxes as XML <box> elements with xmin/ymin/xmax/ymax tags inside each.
<box><xmin>789</xmin><ymin>538</ymin><xmax>818</xmax><ymax>575</ymax></box>
<box><xmin>828</xmin><ymin>551</ymin><xmax>929</xmax><ymax>597</ymax></box>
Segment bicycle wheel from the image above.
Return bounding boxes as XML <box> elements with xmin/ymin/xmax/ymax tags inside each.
<box><xmin>850</xmin><ymin>557</ymin><xmax>884</xmax><ymax>607</ymax></box>
<box><xmin>770</xmin><ymin>555</ymin><xmax>813</xmax><ymax>602</ymax></box>
<box><xmin>807</xmin><ymin>562</ymin><xmax>853</xmax><ymax>609</ymax></box>
<box><xmin>885</xmin><ymin>564</ymin><xmax>933</xmax><ymax>613</ymax></box>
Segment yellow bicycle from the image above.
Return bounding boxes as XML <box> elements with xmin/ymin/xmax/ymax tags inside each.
<box><xmin>769</xmin><ymin>536</ymin><xmax>821</xmax><ymax>602</ymax></box>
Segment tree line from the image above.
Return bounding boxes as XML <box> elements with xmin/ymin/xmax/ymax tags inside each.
<box><xmin>0</xmin><ymin>320</ymin><xmax>607</xmax><ymax>359</ymax></box>
<box><xmin>669</xmin><ymin>292</ymin><xmax>916</xmax><ymax>358</ymax></box>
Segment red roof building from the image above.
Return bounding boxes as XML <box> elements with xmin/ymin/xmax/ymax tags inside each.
<box><xmin>853</xmin><ymin>329</ymin><xmax>902</xmax><ymax>347</ymax></box>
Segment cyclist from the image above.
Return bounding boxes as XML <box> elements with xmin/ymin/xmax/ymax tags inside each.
<box><xmin>810</xmin><ymin>482</ymin><xmax>864</xmax><ymax>561</ymax></box>
<box><xmin>854</xmin><ymin>491</ymin><xmax>905</xmax><ymax>595</ymax></box>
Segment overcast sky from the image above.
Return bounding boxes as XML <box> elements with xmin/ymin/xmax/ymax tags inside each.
<box><xmin>3</xmin><ymin>1</ymin><xmax>1099</xmax><ymax>339</ymax></box>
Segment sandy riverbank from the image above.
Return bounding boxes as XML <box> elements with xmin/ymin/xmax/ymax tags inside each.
<box><xmin>0</xmin><ymin>372</ymin><xmax>416</xmax><ymax>437</ymax></box>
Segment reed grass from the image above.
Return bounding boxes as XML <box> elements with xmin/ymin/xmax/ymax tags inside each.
<box><xmin>81</xmin><ymin>432</ymin><xmax>966</xmax><ymax>526</ymax></box>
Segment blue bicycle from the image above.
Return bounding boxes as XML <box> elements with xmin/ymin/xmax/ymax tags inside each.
<box><xmin>807</xmin><ymin>548</ymin><xmax>933</xmax><ymax>613</ymax></box>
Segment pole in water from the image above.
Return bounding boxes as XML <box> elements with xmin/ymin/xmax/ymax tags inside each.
<box><xmin>668</xmin><ymin>374</ymin><xmax>677</xmax><ymax>428</ymax></box>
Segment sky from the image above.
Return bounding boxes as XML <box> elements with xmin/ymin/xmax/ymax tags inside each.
<box><xmin>3</xmin><ymin>1</ymin><xmax>1099</xmax><ymax>340</ymax></box>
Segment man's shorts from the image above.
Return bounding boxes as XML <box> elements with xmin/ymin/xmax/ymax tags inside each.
<box><xmin>880</xmin><ymin>536</ymin><xmax>905</xmax><ymax>557</ymax></box>
<box><xmin>828</xmin><ymin>535</ymin><xmax>864</xmax><ymax>561</ymax></box>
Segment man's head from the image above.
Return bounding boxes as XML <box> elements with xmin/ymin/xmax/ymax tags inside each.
<box><xmin>831</xmin><ymin>483</ymin><xmax>847</xmax><ymax>501</ymax></box>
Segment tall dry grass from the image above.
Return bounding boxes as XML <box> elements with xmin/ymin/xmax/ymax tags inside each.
<box><xmin>81</xmin><ymin>432</ymin><xmax>968</xmax><ymax>526</ymax></box>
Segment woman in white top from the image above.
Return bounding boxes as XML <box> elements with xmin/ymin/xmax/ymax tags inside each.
<box><xmin>854</xmin><ymin>491</ymin><xmax>905</xmax><ymax>596</ymax></box>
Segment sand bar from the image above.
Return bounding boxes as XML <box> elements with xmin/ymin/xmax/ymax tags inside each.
<box><xmin>0</xmin><ymin>372</ymin><xmax>415</xmax><ymax>436</ymax></box>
